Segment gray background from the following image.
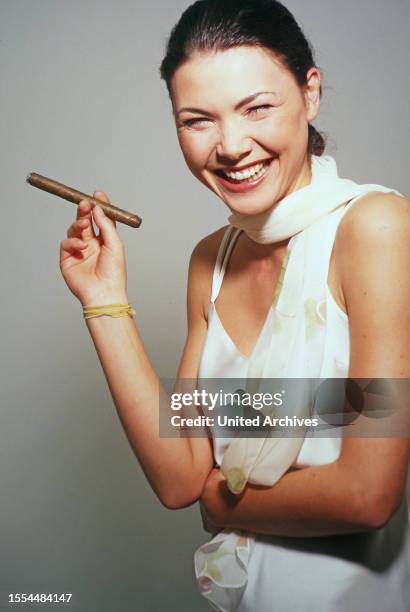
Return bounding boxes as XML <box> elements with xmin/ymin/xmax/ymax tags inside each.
<box><xmin>1</xmin><ymin>1</ymin><xmax>409</xmax><ymax>611</ymax></box>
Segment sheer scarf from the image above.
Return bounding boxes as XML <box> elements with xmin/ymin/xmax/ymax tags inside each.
<box><xmin>195</xmin><ymin>155</ymin><xmax>401</xmax><ymax>612</ymax></box>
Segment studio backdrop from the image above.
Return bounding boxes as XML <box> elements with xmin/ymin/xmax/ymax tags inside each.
<box><xmin>1</xmin><ymin>1</ymin><xmax>409</xmax><ymax>611</ymax></box>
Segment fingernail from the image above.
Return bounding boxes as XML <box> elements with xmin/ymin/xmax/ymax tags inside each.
<box><xmin>94</xmin><ymin>205</ymin><xmax>103</xmax><ymax>214</ymax></box>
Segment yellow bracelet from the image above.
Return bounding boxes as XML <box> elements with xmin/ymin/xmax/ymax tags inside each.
<box><xmin>83</xmin><ymin>303</ymin><xmax>136</xmax><ymax>320</ymax></box>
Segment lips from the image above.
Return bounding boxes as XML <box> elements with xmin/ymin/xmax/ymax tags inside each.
<box><xmin>213</xmin><ymin>157</ymin><xmax>276</xmax><ymax>194</ymax></box>
<box><xmin>214</xmin><ymin>158</ymin><xmax>272</xmax><ymax>176</ymax></box>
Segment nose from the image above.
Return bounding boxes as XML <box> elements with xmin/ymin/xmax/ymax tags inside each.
<box><xmin>216</xmin><ymin>120</ymin><xmax>252</xmax><ymax>162</ymax></box>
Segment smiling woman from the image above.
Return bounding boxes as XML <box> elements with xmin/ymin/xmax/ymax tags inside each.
<box><xmin>156</xmin><ymin>1</ymin><xmax>410</xmax><ymax>611</ymax></box>
<box><xmin>168</xmin><ymin>45</ymin><xmax>321</xmax><ymax>211</ymax></box>
<box><xmin>59</xmin><ymin>1</ymin><xmax>409</xmax><ymax>611</ymax></box>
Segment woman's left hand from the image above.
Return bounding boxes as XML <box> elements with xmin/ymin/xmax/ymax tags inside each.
<box><xmin>199</xmin><ymin>468</ymin><xmax>238</xmax><ymax>535</ymax></box>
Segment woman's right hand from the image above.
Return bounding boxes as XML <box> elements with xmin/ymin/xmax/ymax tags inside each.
<box><xmin>59</xmin><ymin>191</ymin><xmax>129</xmax><ymax>307</ymax></box>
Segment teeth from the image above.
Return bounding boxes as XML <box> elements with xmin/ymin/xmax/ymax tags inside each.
<box><xmin>223</xmin><ymin>161</ymin><xmax>266</xmax><ymax>180</ymax></box>
<box><xmin>220</xmin><ymin>160</ymin><xmax>270</xmax><ymax>183</ymax></box>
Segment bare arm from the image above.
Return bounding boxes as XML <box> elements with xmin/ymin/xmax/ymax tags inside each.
<box><xmin>200</xmin><ymin>193</ymin><xmax>410</xmax><ymax>536</ymax></box>
<box><xmin>84</xmin><ymin>226</ymin><xmax>225</xmax><ymax>509</ymax></box>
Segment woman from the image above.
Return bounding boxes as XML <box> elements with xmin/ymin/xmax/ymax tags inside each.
<box><xmin>59</xmin><ymin>1</ymin><xmax>410</xmax><ymax>610</ymax></box>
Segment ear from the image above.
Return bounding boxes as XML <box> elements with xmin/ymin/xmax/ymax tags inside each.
<box><xmin>303</xmin><ymin>67</ymin><xmax>321</xmax><ymax>122</ymax></box>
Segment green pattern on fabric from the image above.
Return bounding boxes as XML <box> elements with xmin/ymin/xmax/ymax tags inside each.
<box><xmin>204</xmin><ymin>547</ymin><xmax>232</xmax><ymax>581</ymax></box>
<box><xmin>272</xmin><ymin>310</ymin><xmax>282</xmax><ymax>335</ymax></box>
<box><xmin>304</xmin><ymin>298</ymin><xmax>323</xmax><ymax>341</ymax></box>
<box><xmin>272</xmin><ymin>249</ymin><xmax>291</xmax><ymax>309</ymax></box>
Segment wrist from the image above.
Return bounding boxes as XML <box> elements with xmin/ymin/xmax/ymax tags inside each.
<box><xmin>83</xmin><ymin>303</ymin><xmax>136</xmax><ymax>322</ymax></box>
<box><xmin>80</xmin><ymin>291</ymin><xmax>129</xmax><ymax>308</ymax></box>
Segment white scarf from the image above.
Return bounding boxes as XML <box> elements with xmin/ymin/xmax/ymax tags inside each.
<box><xmin>194</xmin><ymin>155</ymin><xmax>401</xmax><ymax>612</ymax></box>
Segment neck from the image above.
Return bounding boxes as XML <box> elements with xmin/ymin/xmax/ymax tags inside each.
<box><xmin>287</xmin><ymin>153</ymin><xmax>313</xmax><ymax>195</ymax></box>
<box><xmin>240</xmin><ymin>154</ymin><xmax>312</xmax><ymax>259</ymax></box>
<box><xmin>242</xmin><ymin>232</ymin><xmax>290</xmax><ymax>263</ymax></box>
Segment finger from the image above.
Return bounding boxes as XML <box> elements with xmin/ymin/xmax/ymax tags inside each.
<box><xmin>60</xmin><ymin>237</ymin><xmax>87</xmax><ymax>261</ymax></box>
<box><xmin>93</xmin><ymin>190</ymin><xmax>110</xmax><ymax>203</ymax></box>
<box><xmin>92</xmin><ymin>204</ymin><xmax>121</xmax><ymax>250</ymax></box>
<box><xmin>93</xmin><ymin>190</ymin><xmax>117</xmax><ymax>229</ymax></box>
<box><xmin>77</xmin><ymin>198</ymin><xmax>93</xmax><ymax>220</ymax></box>
<box><xmin>67</xmin><ymin>218</ymin><xmax>92</xmax><ymax>239</ymax></box>
<box><xmin>72</xmin><ymin>199</ymin><xmax>97</xmax><ymax>240</ymax></box>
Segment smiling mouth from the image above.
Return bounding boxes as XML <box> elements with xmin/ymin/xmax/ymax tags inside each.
<box><xmin>213</xmin><ymin>158</ymin><xmax>273</xmax><ymax>184</ymax></box>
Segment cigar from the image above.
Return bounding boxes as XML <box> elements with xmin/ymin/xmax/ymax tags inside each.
<box><xmin>26</xmin><ymin>172</ymin><xmax>142</xmax><ymax>229</ymax></box>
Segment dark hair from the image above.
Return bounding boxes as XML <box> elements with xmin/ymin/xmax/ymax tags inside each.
<box><xmin>159</xmin><ymin>0</ymin><xmax>325</xmax><ymax>156</ymax></box>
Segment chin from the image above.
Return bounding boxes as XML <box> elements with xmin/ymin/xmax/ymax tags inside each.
<box><xmin>203</xmin><ymin>179</ymin><xmax>273</xmax><ymax>214</ymax></box>
<box><xmin>226</xmin><ymin>199</ymin><xmax>276</xmax><ymax>217</ymax></box>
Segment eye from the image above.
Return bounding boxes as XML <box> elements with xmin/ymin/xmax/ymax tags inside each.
<box><xmin>179</xmin><ymin>105</ymin><xmax>273</xmax><ymax>129</ymax></box>
<box><xmin>181</xmin><ymin>117</ymin><xmax>213</xmax><ymax>128</ymax></box>
<box><xmin>246</xmin><ymin>104</ymin><xmax>272</xmax><ymax>117</ymax></box>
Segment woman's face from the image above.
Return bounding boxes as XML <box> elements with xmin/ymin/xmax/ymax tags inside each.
<box><xmin>170</xmin><ymin>45</ymin><xmax>321</xmax><ymax>216</ymax></box>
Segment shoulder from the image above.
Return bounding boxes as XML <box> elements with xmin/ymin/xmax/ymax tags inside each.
<box><xmin>189</xmin><ymin>225</ymin><xmax>230</xmax><ymax>282</ymax></box>
<box><xmin>187</xmin><ymin>225</ymin><xmax>230</xmax><ymax>320</ymax></box>
<box><xmin>190</xmin><ymin>225</ymin><xmax>229</xmax><ymax>267</ymax></box>
<box><xmin>334</xmin><ymin>191</ymin><xmax>409</xmax><ymax>278</ymax></box>
<box><xmin>333</xmin><ymin>191</ymin><xmax>410</xmax><ymax>376</ymax></box>
<box><xmin>336</xmin><ymin>191</ymin><xmax>409</xmax><ymax>248</ymax></box>
<box><xmin>334</xmin><ymin>191</ymin><xmax>409</xmax><ymax>322</ymax></box>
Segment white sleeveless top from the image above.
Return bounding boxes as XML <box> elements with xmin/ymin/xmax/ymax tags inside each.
<box><xmin>197</xmin><ymin>200</ymin><xmax>410</xmax><ymax>612</ymax></box>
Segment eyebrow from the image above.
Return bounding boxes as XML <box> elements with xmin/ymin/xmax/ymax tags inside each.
<box><xmin>176</xmin><ymin>91</ymin><xmax>277</xmax><ymax>116</ymax></box>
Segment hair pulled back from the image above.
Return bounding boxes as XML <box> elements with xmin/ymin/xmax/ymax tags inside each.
<box><xmin>159</xmin><ymin>0</ymin><xmax>325</xmax><ymax>156</ymax></box>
